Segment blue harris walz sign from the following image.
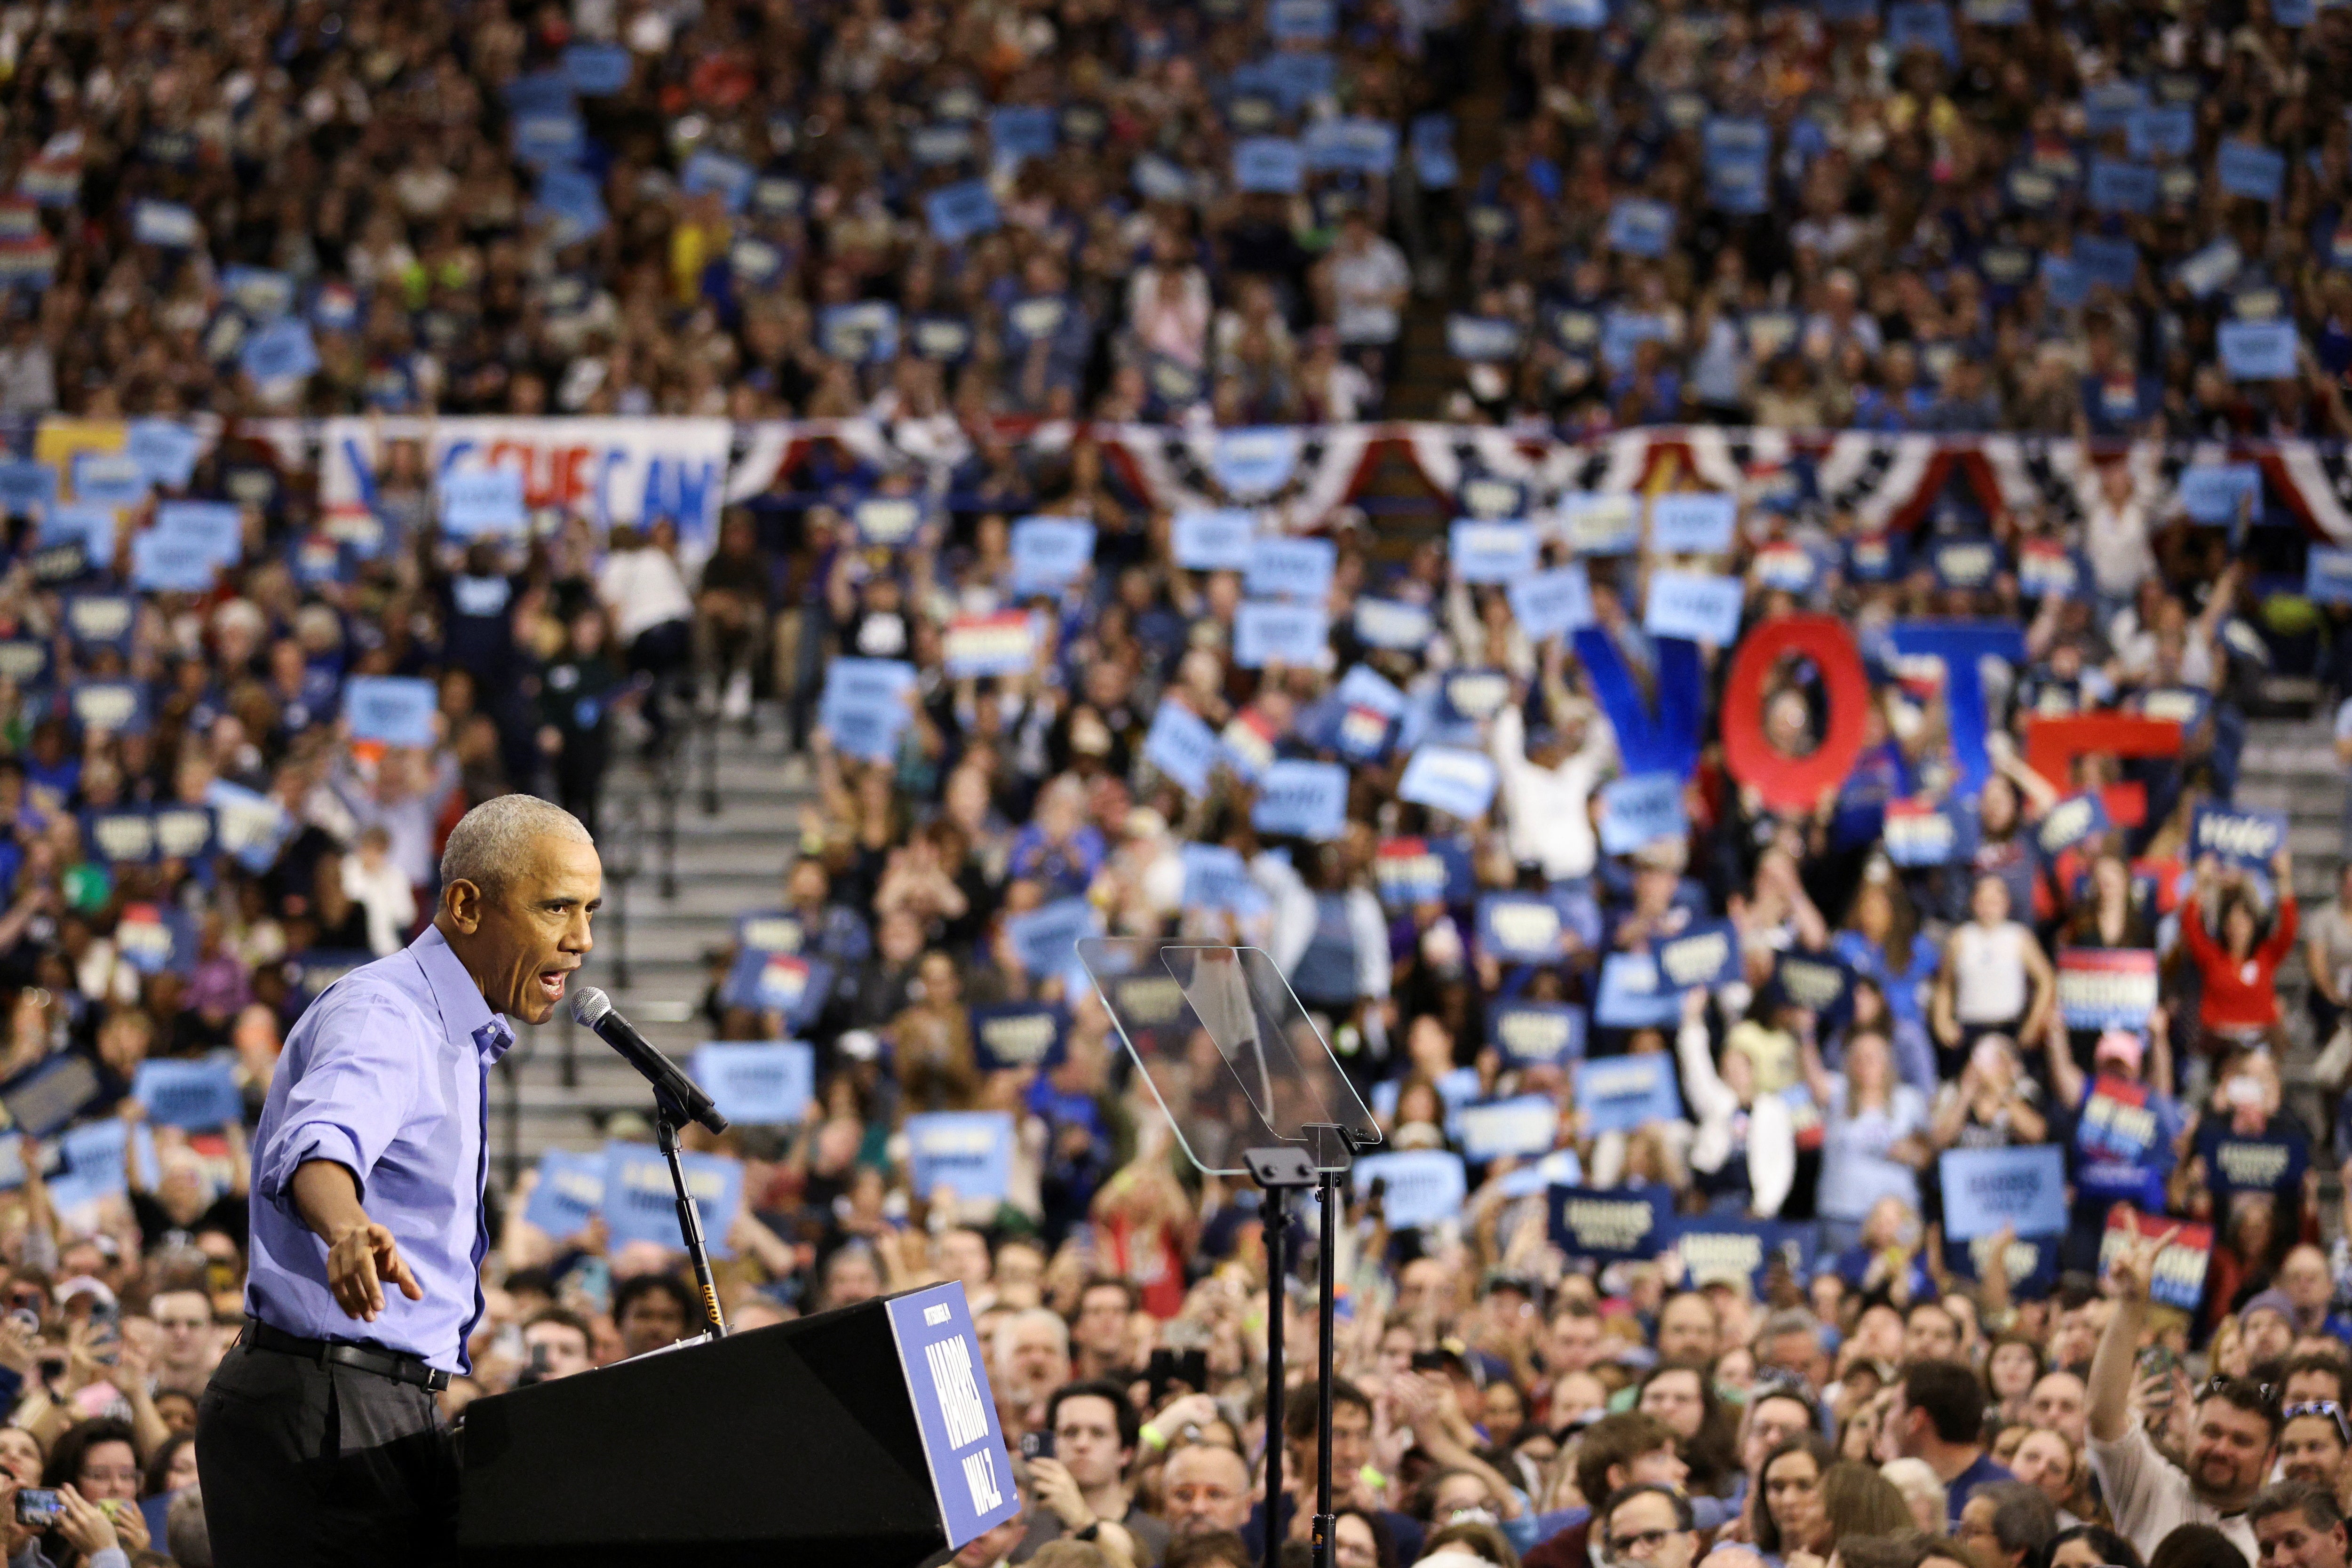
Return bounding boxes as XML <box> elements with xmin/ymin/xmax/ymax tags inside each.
<box><xmin>885</xmin><ymin>1283</ymin><xmax>1021</xmax><ymax>1550</ymax></box>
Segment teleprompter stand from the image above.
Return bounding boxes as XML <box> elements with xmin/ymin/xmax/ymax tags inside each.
<box><xmin>1080</xmin><ymin>939</ymin><xmax>1382</xmax><ymax>1568</ymax></box>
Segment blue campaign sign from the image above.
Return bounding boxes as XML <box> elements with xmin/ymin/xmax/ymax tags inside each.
<box><xmin>512</xmin><ymin>111</ymin><xmax>588</xmax><ymax>167</ymax></box>
<box><xmin>1413</xmin><ymin>114</ymin><xmax>1459</xmax><ymax>189</ymax></box>
<box><xmin>1549</xmin><ymin>1184</ymin><xmax>1671</xmax><ymax>1260</ymax></box>
<box><xmin>1439</xmin><ymin>669</ymin><xmax>1513</xmax><ymax>725</ymax></box>
<box><xmin>2191</xmin><ymin>802</ymin><xmax>2288</xmax><ymax>867</ymax></box>
<box><xmin>1458</xmin><ymin>1096</ymin><xmax>1562</xmax><ymax>1162</ymax></box>
<box><xmin>239</xmin><ymin>318</ymin><xmax>319</xmax><ymax>383</ymax></box>
<box><xmin>130</xmin><ymin>199</ymin><xmax>201</xmax><ymax>248</ymax></box>
<box><xmin>562</xmin><ymin>41</ymin><xmax>633</xmax><ymax>94</ymax></box>
<box><xmin>1399</xmin><ymin>746</ymin><xmax>1499</xmax><ymax>821</ymax></box>
<box><xmin>2221</xmin><ymin>318</ymin><xmax>2300</xmax><ymax>381</ymax></box>
<box><xmin>1006</xmin><ymin>897</ymin><xmax>1098</xmax><ymax>977</ymax></box>
<box><xmin>1575</xmin><ymin>1051</ymin><xmax>1684</xmax><ymax>1130</ymax></box>
<box><xmin>2128</xmin><ymin>103</ymin><xmax>2196</xmax><ymax>160</ymax></box>
<box><xmin>721</xmin><ymin>951</ymin><xmax>831</xmax><ymax>1027</ymax></box>
<box><xmin>2179</xmin><ymin>463</ymin><xmax>2262</xmax><ymax>525</ymax></box>
<box><xmin>1607</xmin><ymin>198</ymin><xmax>1674</xmax><ymax>258</ymax></box>
<box><xmin>0</xmin><ymin>459</ymin><xmax>54</xmax><ymax>513</ymax></box>
<box><xmin>1650</xmin><ymin>493</ymin><xmax>1737</xmax><ymax>554</ymax></box>
<box><xmin>2036</xmin><ymin>791</ymin><xmax>2111</xmax><ymax>855</ymax></box>
<box><xmin>819</xmin><ymin>301</ymin><xmax>899</xmax><ymax>364</ymax></box>
<box><xmin>1656</xmin><ymin>919</ymin><xmax>1741</xmax><ymax>991</ymax></box>
<box><xmin>1507</xmin><ymin>565</ymin><xmax>1596</xmax><ymax>641</ymax></box>
<box><xmin>1885</xmin><ymin>0</ymin><xmax>1956</xmax><ymax>59</ymax></box>
<box><xmin>1490</xmin><ymin>1001</ymin><xmax>1585</xmax><ymax>1064</ymax></box>
<box><xmin>853</xmin><ymin>495</ymin><xmax>925</xmax><ymax>547</ymax></box>
<box><xmin>1142</xmin><ymin>703</ymin><xmax>1220</xmax><ymax>796</ymax></box>
<box><xmin>130</xmin><ymin>531</ymin><xmax>217</xmax><ymax>593</ymax></box>
<box><xmin>2173</xmin><ymin>238</ymin><xmax>2242</xmax><ymax>298</ymax></box>
<box><xmin>127</xmin><ymin>422</ymin><xmax>202</xmax><ymax>490</ymax></box>
<box><xmin>1884</xmin><ymin>798</ymin><xmax>1964</xmax><ymax>866</ymax></box>
<box><xmin>924</xmin><ymin>180</ymin><xmax>1001</xmax><ymax>245</ymax></box>
<box><xmin>1947</xmin><ymin>1229</ymin><xmax>2062</xmax><ymax>1299</ymax></box>
<box><xmin>1353</xmin><ymin>1151</ymin><xmax>1469</xmax><ymax>1228</ymax></box>
<box><xmin>1480</xmin><ymin>893</ymin><xmax>1564</xmax><ymax>963</ymax></box>
<box><xmin>343</xmin><ymin>676</ymin><xmax>438</xmax><ymax>748</ymax></box>
<box><xmin>1355</xmin><ymin>597</ymin><xmax>1434</xmax><ymax>651</ymax></box>
<box><xmin>1303</xmin><ymin>118</ymin><xmax>1397</xmax><ymax>175</ymax></box>
<box><xmin>57</xmin><ymin>1118</ymin><xmax>159</xmax><ymax>1195</ymax></box>
<box><xmin>1665</xmin><ymin>1216</ymin><xmax>1817</xmax><ymax>1290</ymax></box>
<box><xmin>440</xmin><ymin>468</ymin><xmax>527</xmax><ymax>535</ymax></box>
<box><xmin>819</xmin><ymin>657</ymin><xmax>918</xmax><ymax>763</ymax></box>
<box><xmin>1774</xmin><ymin>948</ymin><xmax>1851</xmax><ymax>1019</ymax></box>
<box><xmin>155</xmin><ymin>501</ymin><xmax>242</xmax><ymax>567</ymax></box>
<box><xmin>602</xmin><ymin>1141</ymin><xmax>742</xmax><ymax>1258</ymax></box>
<box><xmin>1008</xmin><ymin>517</ymin><xmax>1096</xmax><ymax>595</ymax></box>
<box><xmin>1233</xmin><ymin>137</ymin><xmax>1304</xmax><ymax>194</ymax></box>
<box><xmin>69</xmin><ymin>680</ymin><xmax>148</xmax><ymax>735</ymax></box>
<box><xmin>2308</xmin><ymin>548</ymin><xmax>2352</xmax><ymax>605</ymax></box>
<box><xmin>2088</xmin><ymin>158</ymin><xmax>2157</xmax><ymax>214</ymax></box>
<box><xmin>1599</xmin><ymin>773</ymin><xmax>1686</xmax><ymax>855</ymax></box>
<box><xmin>1335</xmin><ymin>664</ymin><xmax>1408</xmax><ymax>723</ymax></box>
<box><xmin>132</xmin><ymin>1056</ymin><xmax>242</xmax><ymax>1129</ymax></box>
<box><xmin>84</xmin><ymin>809</ymin><xmax>157</xmax><ymax>865</ymax></box>
<box><xmin>114</xmin><ymin>903</ymin><xmax>196</xmax><ymax>975</ymax></box>
<box><xmin>1172</xmin><ymin>508</ymin><xmax>1258</xmax><ymax>570</ymax></box>
<box><xmin>1244</xmin><ymin>536</ymin><xmax>1335</xmax><ymax>602</ymax></box>
<box><xmin>970</xmin><ymin>1004</ymin><xmax>1069</xmax><ymax>1073</ymax></box>
<box><xmin>2217</xmin><ymin>141</ymin><xmax>2286</xmax><ymax>202</ymax></box>
<box><xmin>691</xmin><ymin>1042</ymin><xmax>815</xmax><ymax>1125</ymax></box>
<box><xmin>1271</xmin><ymin>0</ymin><xmax>1338</xmax><ymax>37</ymax></box>
<box><xmin>72</xmin><ymin>452</ymin><xmax>147</xmax><ymax>509</ymax></box>
<box><xmin>1446</xmin><ymin>316</ymin><xmax>1522</xmax><ymax>362</ymax></box>
<box><xmin>1232</xmin><ymin>600</ymin><xmax>1328</xmax><ymax>669</ymax></box>
<box><xmin>1180</xmin><ymin>843</ymin><xmax>1256</xmax><ymax>913</ymax></box>
<box><xmin>522</xmin><ymin>1149</ymin><xmax>605</xmax><ymax>1238</ymax></box>
<box><xmin>207</xmin><ymin>780</ymin><xmax>293</xmax><ymax>873</ymax></box>
<box><xmin>884</xmin><ymin>1283</ymin><xmax>1021</xmax><ymax>1550</ymax></box>
<box><xmin>151</xmin><ymin>804</ymin><xmax>214</xmax><ymax>863</ymax></box>
<box><xmin>1449</xmin><ymin>519</ymin><xmax>1539</xmax><ymax>583</ymax></box>
<box><xmin>990</xmin><ymin>106</ymin><xmax>1057</xmax><ymax>160</ymax></box>
<box><xmin>1644</xmin><ymin>571</ymin><xmax>1744</xmax><ymax>644</ymax></box>
<box><xmin>1254</xmin><ymin>760</ymin><xmax>1349</xmax><ymax>840</ymax></box>
<box><xmin>1939</xmin><ymin>1145</ymin><xmax>2068</xmax><ymax>1240</ymax></box>
<box><xmin>2084</xmin><ymin>80</ymin><xmax>2149</xmax><ymax>134</ymax></box>
<box><xmin>2074</xmin><ymin>235</ymin><xmax>2140</xmax><ymax>292</ymax></box>
<box><xmin>1595</xmin><ymin>952</ymin><xmax>1683</xmax><ymax>1029</ymax></box>
<box><xmin>906</xmin><ymin>1112</ymin><xmax>1016</xmax><ymax>1202</ymax></box>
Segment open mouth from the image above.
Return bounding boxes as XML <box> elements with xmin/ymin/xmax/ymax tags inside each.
<box><xmin>538</xmin><ymin>968</ymin><xmax>573</xmax><ymax>1003</ymax></box>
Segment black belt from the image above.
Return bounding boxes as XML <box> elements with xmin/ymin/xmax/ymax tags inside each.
<box><xmin>243</xmin><ymin>1319</ymin><xmax>451</xmax><ymax>1392</ymax></box>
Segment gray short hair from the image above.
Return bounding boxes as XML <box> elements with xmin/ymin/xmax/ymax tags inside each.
<box><xmin>1978</xmin><ymin>1480</ymin><xmax>2058</xmax><ymax>1555</ymax></box>
<box><xmin>438</xmin><ymin>794</ymin><xmax>592</xmax><ymax>897</ymax></box>
<box><xmin>167</xmin><ymin>1486</ymin><xmax>212</xmax><ymax>1568</ymax></box>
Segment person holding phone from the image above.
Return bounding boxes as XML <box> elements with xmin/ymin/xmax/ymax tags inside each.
<box><xmin>194</xmin><ymin>795</ymin><xmax>602</xmax><ymax>1568</ymax></box>
<box><xmin>1010</xmin><ymin>1380</ymin><xmax>1168</xmax><ymax>1564</ymax></box>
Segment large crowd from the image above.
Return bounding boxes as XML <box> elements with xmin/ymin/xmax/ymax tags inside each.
<box><xmin>0</xmin><ymin>0</ymin><xmax>2339</xmax><ymax>1566</ymax></box>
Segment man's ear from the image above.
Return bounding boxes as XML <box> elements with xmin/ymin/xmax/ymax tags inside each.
<box><xmin>441</xmin><ymin>877</ymin><xmax>484</xmax><ymax>934</ymax></box>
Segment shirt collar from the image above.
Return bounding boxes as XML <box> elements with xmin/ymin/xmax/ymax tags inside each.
<box><xmin>409</xmin><ymin>923</ymin><xmax>516</xmax><ymax>1065</ymax></box>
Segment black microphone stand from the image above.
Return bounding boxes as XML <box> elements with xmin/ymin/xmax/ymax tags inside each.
<box><xmin>654</xmin><ymin>1087</ymin><xmax>729</xmax><ymax>1339</ymax></box>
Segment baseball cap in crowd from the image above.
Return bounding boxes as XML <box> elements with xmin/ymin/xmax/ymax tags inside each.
<box><xmin>2092</xmin><ymin>1030</ymin><xmax>2144</xmax><ymax>1074</ymax></box>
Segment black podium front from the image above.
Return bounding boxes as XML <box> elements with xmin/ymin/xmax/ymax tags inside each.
<box><xmin>457</xmin><ymin>1282</ymin><xmax>1017</xmax><ymax>1566</ymax></box>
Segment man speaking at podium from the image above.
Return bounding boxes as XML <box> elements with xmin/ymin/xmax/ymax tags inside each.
<box><xmin>195</xmin><ymin>796</ymin><xmax>602</xmax><ymax>1567</ymax></box>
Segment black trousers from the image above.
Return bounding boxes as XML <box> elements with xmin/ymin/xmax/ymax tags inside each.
<box><xmin>195</xmin><ymin>1337</ymin><xmax>459</xmax><ymax>1568</ymax></box>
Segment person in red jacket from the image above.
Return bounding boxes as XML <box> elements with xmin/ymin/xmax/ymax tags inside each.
<box><xmin>2179</xmin><ymin>849</ymin><xmax>2298</xmax><ymax>1056</ymax></box>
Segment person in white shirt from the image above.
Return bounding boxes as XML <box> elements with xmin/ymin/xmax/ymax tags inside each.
<box><xmin>1489</xmin><ymin>693</ymin><xmax>1614</xmax><ymax>884</ymax></box>
<box><xmin>597</xmin><ymin>519</ymin><xmax>696</xmax><ymax>751</ymax></box>
<box><xmin>2086</xmin><ymin>1219</ymin><xmax>2278</xmax><ymax>1565</ymax></box>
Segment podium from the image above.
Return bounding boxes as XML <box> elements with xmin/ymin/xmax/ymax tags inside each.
<box><xmin>457</xmin><ymin>1281</ymin><xmax>1019</xmax><ymax>1566</ymax></box>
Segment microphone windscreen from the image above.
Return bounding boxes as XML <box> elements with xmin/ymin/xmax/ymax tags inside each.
<box><xmin>570</xmin><ymin>987</ymin><xmax>613</xmax><ymax>1027</ymax></box>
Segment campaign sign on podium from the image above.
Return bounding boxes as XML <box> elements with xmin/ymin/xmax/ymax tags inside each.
<box><xmin>884</xmin><ymin>1282</ymin><xmax>1022</xmax><ymax>1548</ymax></box>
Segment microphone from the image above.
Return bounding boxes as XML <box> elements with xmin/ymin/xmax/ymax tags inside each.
<box><xmin>570</xmin><ymin>987</ymin><xmax>730</xmax><ymax>1134</ymax></box>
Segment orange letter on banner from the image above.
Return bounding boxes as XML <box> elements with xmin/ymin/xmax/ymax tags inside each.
<box><xmin>1722</xmin><ymin>615</ymin><xmax>1870</xmax><ymax>813</ymax></box>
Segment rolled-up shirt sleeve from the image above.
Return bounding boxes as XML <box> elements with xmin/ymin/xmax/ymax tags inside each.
<box><xmin>254</xmin><ymin>987</ymin><xmax>426</xmax><ymax>1213</ymax></box>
